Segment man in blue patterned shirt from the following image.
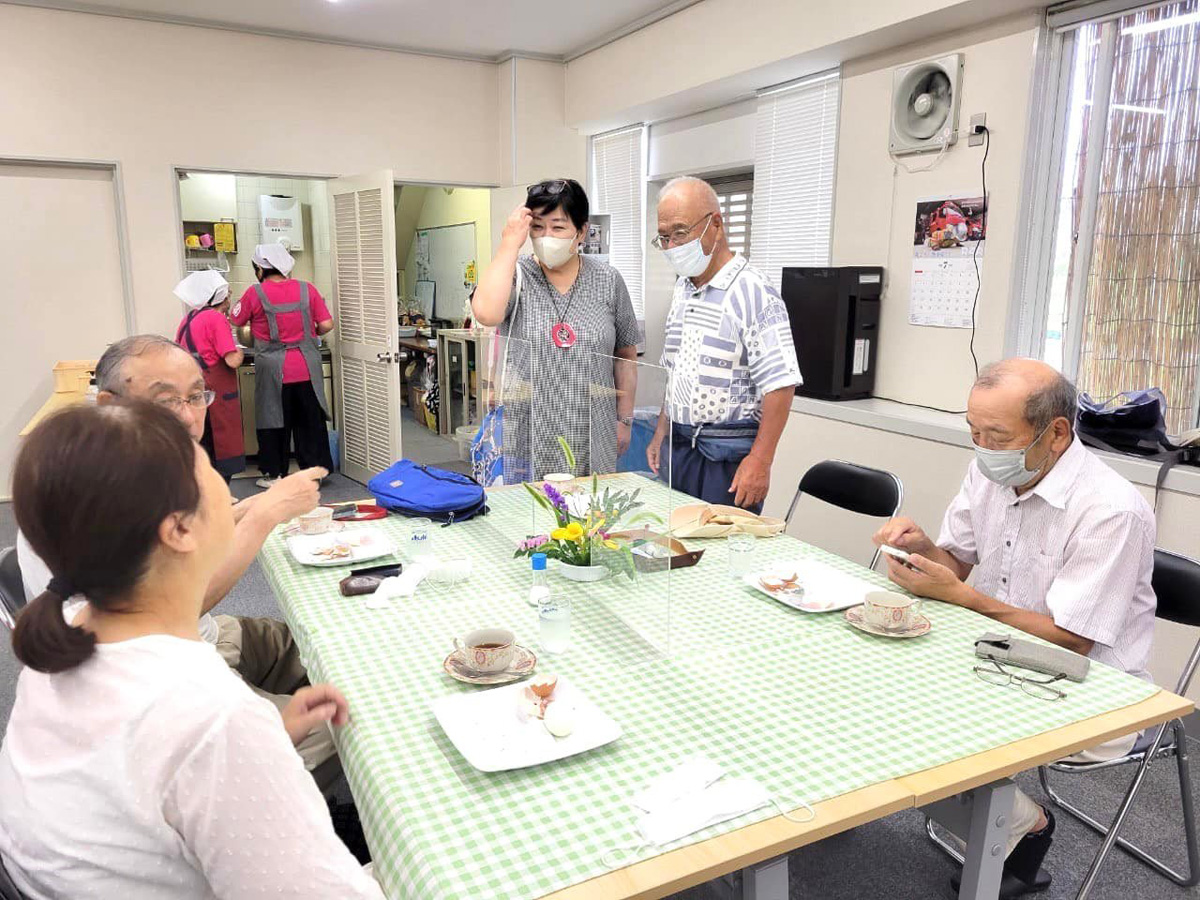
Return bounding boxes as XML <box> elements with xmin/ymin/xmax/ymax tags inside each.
<box><xmin>647</xmin><ymin>177</ymin><xmax>802</xmax><ymax>512</ymax></box>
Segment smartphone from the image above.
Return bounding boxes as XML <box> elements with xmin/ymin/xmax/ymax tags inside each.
<box><xmin>879</xmin><ymin>544</ymin><xmax>911</xmax><ymax>563</ymax></box>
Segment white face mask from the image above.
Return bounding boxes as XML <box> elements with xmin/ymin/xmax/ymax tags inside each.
<box><xmin>973</xmin><ymin>423</ymin><xmax>1053</xmax><ymax>488</ymax></box>
<box><xmin>531</xmin><ymin>234</ymin><xmax>578</xmax><ymax>269</ymax></box>
<box><xmin>661</xmin><ymin>215</ymin><xmax>715</xmax><ymax>278</ymax></box>
<box><xmin>601</xmin><ymin>759</ymin><xmax>814</xmax><ymax>868</ymax></box>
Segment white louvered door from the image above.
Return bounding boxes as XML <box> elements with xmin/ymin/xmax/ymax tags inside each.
<box><xmin>327</xmin><ymin>171</ymin><xmax>400</xmax><ymax>485</ymax></box>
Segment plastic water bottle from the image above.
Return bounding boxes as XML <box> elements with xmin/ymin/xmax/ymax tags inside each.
<box><xmin>528</xmin><ymin>552</ymin><xmax>550</xmax><ymax>607</ymax></box>
<box><xmin>533</xmin><ymin>555</ymin><xmax>571</xmax><ymax>653</ymax></box>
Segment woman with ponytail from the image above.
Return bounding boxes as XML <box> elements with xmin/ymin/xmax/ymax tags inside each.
<box><xmin>0</xmin><ymin>402</ymin><xmax>383</xmax><ymax>899</ymax></box>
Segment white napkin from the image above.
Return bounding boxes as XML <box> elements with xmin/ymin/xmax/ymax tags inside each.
<box><xmin>365</xmin><ymin>563</ymin><xmax>431</xmax><ymax>609</ymax></box>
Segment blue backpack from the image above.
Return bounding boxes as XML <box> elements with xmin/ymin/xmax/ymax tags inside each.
<box><xmin>367</xmin><ymin>460</ymin><xmax>488</xmax><ymax>524</ymax></box>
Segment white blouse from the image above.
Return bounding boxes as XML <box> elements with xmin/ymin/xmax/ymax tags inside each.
<box><xmin>0</xmin><ymin>633</ymin><xmax>385</xmax><ymax>899</ymax></box>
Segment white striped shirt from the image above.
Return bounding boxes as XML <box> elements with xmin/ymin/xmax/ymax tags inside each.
<box><xmin>660</xmin><ymin>255</ymin><xmax>802</xmax><ymax>426</ymax></box>
<box><xmin>937</xmin><ymin>437</ymin><xmax>1157</xmax><ymax>681</ymax></box>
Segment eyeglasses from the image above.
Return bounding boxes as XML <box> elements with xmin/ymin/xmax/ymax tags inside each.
<box><xmin>973</xmin><ymin>658</ymin><xmax>1068</xmax><ymax>702</ymax></box>
<box><xmin>651</xmin><ymin>212</ymin><xmax>714</xmax><ymax>250</ymax></box>
<box><xmin>154</xmin><ymin>391</ymin><xmax>216</xmax><ymax>413</ymax></box>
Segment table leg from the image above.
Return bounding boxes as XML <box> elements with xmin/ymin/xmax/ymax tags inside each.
<box><xmin>740</xmin><ymin>855</ymin><xmax>788</xmax><ymax>900</ymax></box>
<box><xmin>922</xmin><ymin>778</ymin><xmax>1015</xmax><ymax>900</ymax></box>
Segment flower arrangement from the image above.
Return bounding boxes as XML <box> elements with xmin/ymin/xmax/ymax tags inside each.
<box><xmin>515</xmin><ymin>472</ymin><xmax>659</xmax><ymax>574</ymax></box>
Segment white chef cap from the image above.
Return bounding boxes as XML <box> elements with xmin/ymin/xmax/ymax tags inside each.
<box><xmin>173</xmin><ymin>270</ymin><xmax>231</xmax><ymax>310</ymax></box>
<box><xmin>253</xmin><ymin>242</ymin><xmax>296</xmax><ymax>277</ymax></box>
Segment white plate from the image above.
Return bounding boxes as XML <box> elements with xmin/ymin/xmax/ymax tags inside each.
<box><xmin>743</xmin><ymin>559</ymin><xmax>879</xmax><ymax>613</ymax></box>
<box><xmin>432</xmin><ymin>677</ymin><xmax>621</xmax><ymax>772</ymax></box>
<box><xmin>286</xmin><ymin>527</ymin><xmax>396</xmax><ymax>567</ymax></box>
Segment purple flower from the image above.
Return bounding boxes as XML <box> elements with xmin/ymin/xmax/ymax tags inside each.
<box><xmin>542</xmin><ymin>483</ymin><xmax>568</xmax><ymax>513</ymax></box>
<box><xmin>518</xmin><ymin>535</ymin><xmax>549</xmax><ymax>552</ymax></box>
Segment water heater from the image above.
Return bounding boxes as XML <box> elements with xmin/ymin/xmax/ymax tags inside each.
<box><xmin>259</xmin><ymin>195</ymin><xmax>305</xmax><ymax>251</ymax></box>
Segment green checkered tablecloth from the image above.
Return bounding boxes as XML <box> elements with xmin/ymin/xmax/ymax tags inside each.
<box><xmin>258</xmin><ymin>475</ymin><xmax>1159</xmax><ymax>900</ymax></box>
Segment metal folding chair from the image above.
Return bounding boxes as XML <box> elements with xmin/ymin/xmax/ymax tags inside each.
<box><xmin>784</xmin><ymin>460</ymin><xmax>903</xmax><ymax>569</ymax></box>
<box><xmin>1041</xmin><ymin>547</ymin><xmax>1200</xmax><ymax>897</ymax></box>
<box><xmin>0</xmin><ymin>546</ymin><xmax>25</xmax><ymax>632</ymax></box>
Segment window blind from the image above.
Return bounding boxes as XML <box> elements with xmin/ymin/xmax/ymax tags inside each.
<box><xmin>1042</xmin><ymin>0</ymin><xmax>1200</xmax><ymax>432</ymax></box>
<box><xmin>749</xmin><ymin>72</ymin><xmax>840</xmax><ymax>290</ymax></box>
<box><xmin>590</xmin><ymin>125</ymin><xmax>646</xmax><ymax>321</ymax></box>
<box><xmin>712</xmin><ymin>176</ymin><xmax>754</xmax><ymax>257</ymax></box>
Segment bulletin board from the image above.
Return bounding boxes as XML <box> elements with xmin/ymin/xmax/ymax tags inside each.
<box><xmin>414</xmin><ymin>222</ymin><xmax>476</xmax><ymax>320</ymax></box>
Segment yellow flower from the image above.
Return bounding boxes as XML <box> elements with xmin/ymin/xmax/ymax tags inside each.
<box><xmin>551</xmin><ymin>527</ymin><xmax>569</xmax><ymax>541</ymax></box>
<box><xmin>566</xmin><ymin>522</ymin><xmax>584</xmax><ymax>539</ymax></box>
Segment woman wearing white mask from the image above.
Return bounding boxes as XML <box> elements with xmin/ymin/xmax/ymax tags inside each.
<box><xmin>173</xmin><ymin>269</ymin><xmax>245</xmax><ymax>481</ymax></box>
<box><xmin>472</xmin><ymin>179</ymin><xmax>639</xmax><ymax>477</ymax></box>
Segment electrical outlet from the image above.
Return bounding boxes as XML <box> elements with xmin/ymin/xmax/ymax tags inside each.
<box><xmin>969</xmin><ymin>113</ymin><xmax>987</xmax><ymax>146</ymax></box>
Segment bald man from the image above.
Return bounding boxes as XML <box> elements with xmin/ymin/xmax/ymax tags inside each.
<box><xmin>648</xmin><ymin>177</ymin><xmax>802</xmax><ymax>511</ymax></box>
<box><xmin>875</xmin><ymin>358</ymin><xmax>1157</xmax><ymax>897</ymax></box>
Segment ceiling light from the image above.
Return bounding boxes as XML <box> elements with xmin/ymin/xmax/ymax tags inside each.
<box><xmin>1122</xmin><ymin>11</ymin><xmax>1200</xmax><ymax>37</ymax></box>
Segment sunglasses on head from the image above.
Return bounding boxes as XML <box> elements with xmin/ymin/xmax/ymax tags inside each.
<box><xmin>527</xmin><ymin>179</ymin><xmax>570</xmax><ymax>199</ymax></box>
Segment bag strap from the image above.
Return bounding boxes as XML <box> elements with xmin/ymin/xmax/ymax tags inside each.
<box><xmin>489</xmin><ymin>261</ymin><xmax>523</xmax><ymax>411</ymax></box>
<box><xmin>1079</xmin><ymin>431</ymin><xmax>1184</xmax><ymax>514</ymax></box>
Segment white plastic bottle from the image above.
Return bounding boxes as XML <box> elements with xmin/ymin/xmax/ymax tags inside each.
<box><xmin>528</xmin><ymin>552</ymin><xmax>550</xmax><ymax>607</ymax></box>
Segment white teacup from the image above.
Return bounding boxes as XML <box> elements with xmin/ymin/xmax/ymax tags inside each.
<box><xmin>862</xmin><ymin>591</ymin><xmax>922</xmax><ymax>632</ymax></box>
<box><xmin>299</xmin><ymin>506</ymin><xmax>334</xmax><ymax>535</ymax></box>
<box><xmin>453</xmin><ymin>628</ymin><xmax>515</xmax><ymax>674</ymax></box>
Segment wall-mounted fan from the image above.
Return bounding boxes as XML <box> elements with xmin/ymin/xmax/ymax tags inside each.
<box><xmin>889</xmin><ymin>54</ymin><xmax>964</xmax><ymax>156</ymax></box>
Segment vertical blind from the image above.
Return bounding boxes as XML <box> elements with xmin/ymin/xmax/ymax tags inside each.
<box><xmin>591</xmin><ymin>125</ymin><xmax>647</xmax><ymax>321</ymax></box>
<box><xmin>749</xmin><ymin>72</ymin><xmax>840</xmax><ymax>290</ymax></box>
<box><xmin>1051</xmin><ymin>0</ymin><xmax>1200</xmax><ymax>432</ymax></box>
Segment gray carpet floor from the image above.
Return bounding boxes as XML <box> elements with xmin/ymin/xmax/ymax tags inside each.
<box><xmin>1</xmin><ymin>470</ymin><xmax>1197</xmax><ymax>899</ymax></box>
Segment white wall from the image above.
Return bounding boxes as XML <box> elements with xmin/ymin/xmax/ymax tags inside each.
<box><xmin>1</xmin><ymin>163</ymin><xmax>128</xmax><ymax>496</ymax></box>
<box><xmin>0</xmin><ymin>4</ymin><xmax>499</xmax><ymax>341</ymax></box>
<box><xmin>832</xmin><ymin>14</ymin><xmax>1041</xmax><ymax>410</ymax></box>
<box><xmin>564</xmin><ymin>0</ymin><xmax>1043</xmax><ymax>132</ymax></box>
<box><xmin>647</xmin><ymin>100</ymin><xmax>756</xmax><ymax>181</ymax></box>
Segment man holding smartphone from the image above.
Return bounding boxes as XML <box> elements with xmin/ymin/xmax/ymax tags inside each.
<box><xmin>873</xmin><ymin>358</ymin><xmax>1157</xmax><ymax>899</ymax></box>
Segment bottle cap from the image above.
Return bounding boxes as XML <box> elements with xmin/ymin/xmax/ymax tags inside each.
<box><xmin>531</xmin><ymin>552</ymin><xmax>547</xmax><ymax>571</ymax></box>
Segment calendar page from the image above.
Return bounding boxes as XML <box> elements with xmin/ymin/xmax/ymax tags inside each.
<box><xmin>909</xmin><ymin>193</ymin><xmax>987</xmax><ymax>329</ymax></box>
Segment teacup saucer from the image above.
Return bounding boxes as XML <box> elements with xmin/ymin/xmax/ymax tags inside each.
<box><xmin>844</xmin><ymin>605</ymin><xmax>932</xmax><ymax>639</ymax></box>
<box><xmin>443</xmin><ymin>643</ymin><xmax>538</xmax><ymax>685</ymax></box>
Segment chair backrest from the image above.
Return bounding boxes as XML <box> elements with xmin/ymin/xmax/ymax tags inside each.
<box><xmin>0</xmin><ymin>546</ymin><xmax>25</xmax><ymax>632</ymax></box>
<box><xmin>791</xmin><ymin>460</ymin><xmax>904</xmax><ymax>521</ymax></box>
<box><xmin>1152</xmin><ymin>548</ymin><xmax>1200</xmax><ymax>628</ymax></box>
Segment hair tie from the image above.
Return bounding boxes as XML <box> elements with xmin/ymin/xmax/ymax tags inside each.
<box><xmin>47</xmin><ymin>576</ymin><xmax>77</xmax><ymax>598</ymax></box>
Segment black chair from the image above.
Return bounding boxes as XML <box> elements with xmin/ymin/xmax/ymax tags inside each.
<box><xmin>784</xmin><ymin>460</ymin><xmax>903</xmax><ymax>569</ymax></box>
<box><xmin>0</xmin><ymin>547</ymin><xmax>24</xmax><ymax>632</ymax></box>
<box><xmin>1040</xmin><ymin>547</ymin><xmax>1200</xmax><ymax>897</ymax></box>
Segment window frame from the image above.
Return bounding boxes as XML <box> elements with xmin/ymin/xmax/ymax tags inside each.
<box><xmin>708</xmin><ymin>173</ymin><xmax>755</xmax><ymax>257</ymax></box>
<box><xmin>1010</xmin><ymin>0</ymin><xmax>1200</xmax><ymax>429</ymax></box>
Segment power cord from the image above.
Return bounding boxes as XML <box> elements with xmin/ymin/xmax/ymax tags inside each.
<box><xmin>871</xmin><ymin>395</ymin><xmax>967</xmax><ymax>416</ymax></box>
<box><xmin>969</xmin><ymin>125</ymin><xmax>991</xmax><ymax>377</ymax></box>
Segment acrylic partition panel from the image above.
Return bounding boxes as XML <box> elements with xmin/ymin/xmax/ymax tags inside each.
<box><xmin>472</xmin><ymin>333</ymin><xmax>535</xmax><ymax>490</ymax></box>
<box><xmin>511</xmin><ymin>351</ymin><xmax>674</xmax><ymax>665</ymax></box>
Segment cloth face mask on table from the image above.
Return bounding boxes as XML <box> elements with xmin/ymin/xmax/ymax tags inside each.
<box><xmin>972</xmin><ymin>423</ymin><xmax>1052</xmax><ymax>488</ymax></box>
<box><xmin>531</xmin><ymin>235</ymin><xmax>577</xmax><ymax>270</ymax></box>
<box><xmin>631</xmin><ymin>756</ymin><xmax>724</xmax><ymax>814</ymax></box>
<box><xmin>661</xmin><ymin>216</ymin><xmax>714</xmax><ymax>278</ymax></box>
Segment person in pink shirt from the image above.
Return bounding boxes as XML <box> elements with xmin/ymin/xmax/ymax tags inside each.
<box><xmin>231</xmin><ymin>244</ymin><xmax>335</xmax><ymax>487</ymax></box>
<box><xmin>173</xmin><ymin>270</ymin><xmax>245</xmax><ymax>481</ymax></box>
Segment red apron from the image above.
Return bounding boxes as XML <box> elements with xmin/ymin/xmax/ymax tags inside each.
<box><xmin>177</xmin><ymin>309</ymin><xmax>246</xmax><ymax>479</ymax></box>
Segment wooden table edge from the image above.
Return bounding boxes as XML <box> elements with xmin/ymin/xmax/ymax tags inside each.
<box><xmin>898</xmin><ymin>688</ymin><xmax>1192</xmax><ymax>807</ymax></box>
<box><xmin>538</xmin><ymin>690</ymin><xmax>1189</xmax><ymax>900</ymax></box>
<box><xmin>539</xmin><ymin>780</ymin><xmax>912</xmax><ymax>900</ymax></box>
